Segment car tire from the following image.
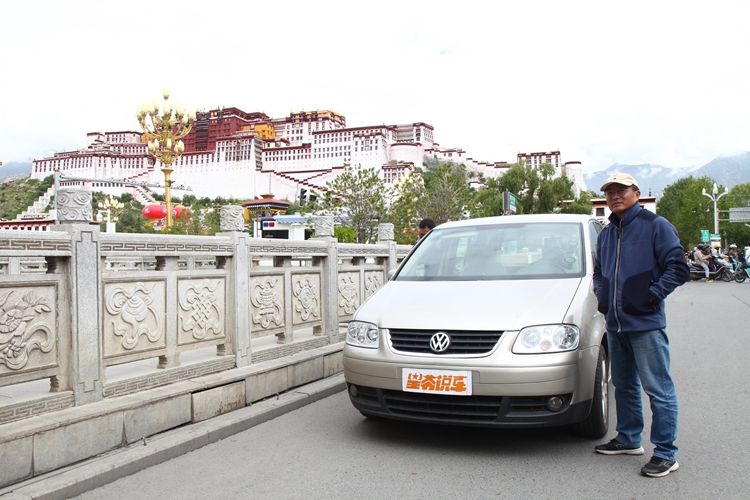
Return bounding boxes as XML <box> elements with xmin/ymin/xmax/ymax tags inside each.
<box><xmin>571</xmin><ymin>345</ymin><xmax>609</xmax><ymax>438</ymax></box>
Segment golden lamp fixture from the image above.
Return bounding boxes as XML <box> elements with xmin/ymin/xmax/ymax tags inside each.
<box><xmin>136</xmin><ymin>89</ymin><xmax>196</xmax><ymax>228</ymax></box>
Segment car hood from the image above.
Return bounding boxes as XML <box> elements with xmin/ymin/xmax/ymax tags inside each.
<box><xmin>356</xmin><ymin>278</ymin><xmax>582</xmax><ymax>331</ymax></box>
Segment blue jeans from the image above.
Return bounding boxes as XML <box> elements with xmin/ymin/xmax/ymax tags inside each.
<box><xmin>607</xmin><ymin>328</ymin><xmax>678</xmax><ymax>461</ymax></box>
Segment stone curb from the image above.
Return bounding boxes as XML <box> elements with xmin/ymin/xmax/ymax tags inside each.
<box><xmin>0</xmin><ymin>374</ymin><xmax>346</xmax><ymax>500</ymax></box>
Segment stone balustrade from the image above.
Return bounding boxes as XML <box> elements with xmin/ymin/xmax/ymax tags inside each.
<box><xmin>0</xmin><ymin>196</ymin><xmax>412</xmax><ymax>425</ymax></box>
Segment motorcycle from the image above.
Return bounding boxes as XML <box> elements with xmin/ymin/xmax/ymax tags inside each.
<box><xmin>689</xmin><ymin>262</ymin><xmax>733</xmax><ymax>282</ymax></box>
<box><xmin>732</xmin><ymin>264</ymin><xmax>750</xmax><ymax>283</ymax></box>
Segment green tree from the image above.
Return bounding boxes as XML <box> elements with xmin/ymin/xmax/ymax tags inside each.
<box><xmin>333</xmin><ymin>224</ymin><xmax>357</xmax><ymax>243</ymax></box>
<box><xmin>656</xmin><ymin>176</ymin><xmax>715</xmax><ymax>248</ymax></box>
<box><xmin>721</xmin><ymin>182</ymin><xmax>750</xmax><ymax>247</ymax></box>
<box><xmin>91</xmin><ymin>191</ymin><xmax>151</xmax><ymax>233</ymax></box>
<box><xmin>421</xmin><ymin>163</ymin><xmax>473</xmax><ymax>224</ymax></box>
<box><xmin>388</xmin><ymin>170</ymin><xmax>426</xmax><ymax>244</ymax></box>
<box><xmin>321</xmin><ymin>164</ymin><xmax>388</xmax><ymax>243</ymax></box>
<box><xmin>471</xmin><ymin>163</ymin><xmax>574</xmax><ymax>216</ymax></box>
<box><xmin>560</xmin><ymin>191</ymin><xmax>595</xmax><ymax>214</ymax></box>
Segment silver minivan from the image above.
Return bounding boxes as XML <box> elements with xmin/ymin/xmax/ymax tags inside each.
<box><xmin>343</xmin><ymin>214</ymin><xmax>608</xmax><ymax>437</ymax></box>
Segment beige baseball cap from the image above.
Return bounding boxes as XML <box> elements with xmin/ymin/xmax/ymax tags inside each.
<box><xmin>600</xmin><ymin>172</ymin><xmax>640</xmax><ymax>192</ymax></box>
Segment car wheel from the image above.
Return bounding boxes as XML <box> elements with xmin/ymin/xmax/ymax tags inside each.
<box><xmin>571</xmin><ymin>345</ymin><xmax>609</xmax><ymax>438</ymax></box>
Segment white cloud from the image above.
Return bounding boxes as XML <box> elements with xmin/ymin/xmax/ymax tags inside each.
<box><xmin>1</xmin><ymin>0</ymin><xmax>748</xmax><ymax>171</ymax></box>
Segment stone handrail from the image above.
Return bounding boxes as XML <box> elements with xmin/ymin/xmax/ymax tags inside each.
<box><xmin>0</xmin><ymin>196</ymin><xmax>406</xmax><ymax>425</ymax></box>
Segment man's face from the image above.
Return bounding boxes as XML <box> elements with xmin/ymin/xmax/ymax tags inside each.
<box><xmin>604</xmin><ymin>184</ymin><xmax>640</xmax><ymax>217</ymax></box>
<box><xmin>417</xmin><ymin>226</ymin><xmax>430</xmax><ymax>239</ymax></box>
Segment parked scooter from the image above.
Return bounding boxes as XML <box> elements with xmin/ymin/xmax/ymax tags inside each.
<box><xmin>689</xmin><ymin>262</ymin><xmax>733</xmax><ymax>282</ymax></box>
<box><xmin>732</xmin><ymin>264</ymin><xmax>750</xmax><ymax>283</ymax></box>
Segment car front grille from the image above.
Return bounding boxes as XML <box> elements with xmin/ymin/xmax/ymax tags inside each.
<box><xmin>381</xmin><ymin>389</ymin><xmax>503</xmax><ymax>422</ymax></box>
<box><xmin>388</xmin><ymin>329</ymin><xmax>503</xmax><ymax>354</ymax></box>
<box><xmin>349</xmin><ymin>385</ymin><xmax>575</xmax><ymax>426</ymax></box>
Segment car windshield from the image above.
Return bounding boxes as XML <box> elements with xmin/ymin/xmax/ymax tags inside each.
<box><xmin>396</xmin><ymin>222</ymin><xmax>585</xmax><ymax>281</ymax></box>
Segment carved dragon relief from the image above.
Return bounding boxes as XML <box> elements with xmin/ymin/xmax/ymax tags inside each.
<box><xmin>250</xmin><ymin>277</ymin><xmax>283</xmax><ymax>329</ymax></box>
<box><xmin>178</xmin><ymin>279</ymin><xmax>224</xmax><ymax>341</ymax></box>
<box><xmin>0</xmin><ymin>289</ymin><xmax>55</xmax><ymax>371</ymax></box>
<box><xmin>105</xmin><ymin>282</ymin><xmax>162</xmax><ymax>350</ymax></box>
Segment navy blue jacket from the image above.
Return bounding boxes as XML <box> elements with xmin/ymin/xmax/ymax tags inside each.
<box><xmin>593</xmin><ymin>203</ymin><xmax>690</xmax><ymax>333</ymax></box>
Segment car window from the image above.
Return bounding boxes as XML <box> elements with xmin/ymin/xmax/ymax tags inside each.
<box><xmin>396</xmin><ymin>222</ymin><xmax>585</xmax><ymax>281</ymax></box>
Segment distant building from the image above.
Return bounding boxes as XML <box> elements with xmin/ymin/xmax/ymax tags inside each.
<box><xmin>31</xmin><ymin>108</ymin><xmax>587</xmax><ymax>205</ymax></box>
<box><xmin>517</xmin><ymin>150</ymin><xmax>561</xmax><ymax>171</ymax></box>
<box><xmin>591</xmin><ymin>196</ymin><xmax>657</xmax><ymax>223</ymax></box>
<box><xmin>562</xmin><ymin>161</ymin><xmax>588</xmax><ymax>197</ymax></box>
<box><xmin>0</xmin><ymin>215</ymin><xmax>55</xmax><ymax>231</ymax></box>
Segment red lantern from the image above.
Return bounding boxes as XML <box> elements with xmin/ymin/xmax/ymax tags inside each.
<box><xmin>141</xmin><ymin>204</ymin><xmax>167</xmax><ymax>219</ymax></box>
<box><xmin>173</xmin><ymin>206</ymin><xmax>190</xmax><ymax>220</ymax></box>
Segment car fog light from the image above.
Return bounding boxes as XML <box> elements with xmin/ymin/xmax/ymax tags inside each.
<box><xmin>348</xmin><ymin>384</ymin><xmax>359</xmax><ymax>397</ymax></box>
<box><xmin>546</xmin><ymin>396</ymin><xmax>564</xmax><ymax>412</ymax></box>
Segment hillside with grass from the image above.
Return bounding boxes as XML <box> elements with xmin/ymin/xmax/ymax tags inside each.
<box><xmin>0</xmin><ymin>175</ymin><xmax>53</xmax><ymax>220</ymax></box>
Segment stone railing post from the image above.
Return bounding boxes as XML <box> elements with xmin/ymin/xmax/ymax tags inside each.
<box><xmin>52</xmin><ymin>189</ymin><xmax>103</xmax><ymax>405</ymax></box>
<box><xmin>377</xmin><ymin>222</ymin><xmax>398</xmax><ymax>276</ymax></box>
<box><xmin>219</xmin><ymin>206</ymin><xmax>251</xmax><ymax>367</ymax></box>
<box><xmin>314</xmin><ymin>216</ymin><xmax>339</xmax><ymax>338</ymax></box>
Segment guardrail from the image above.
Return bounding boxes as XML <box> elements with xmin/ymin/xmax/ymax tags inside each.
<box><xmin>0</xmin><ymin>190</ymin><xmax>411</xmax><ymax>424</ymax></box>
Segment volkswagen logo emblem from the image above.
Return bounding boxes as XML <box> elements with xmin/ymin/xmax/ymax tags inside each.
<box><xmin>429</xmin><ymin>332</ymin><xmax>451</xmax><ymax>353</ymax></box>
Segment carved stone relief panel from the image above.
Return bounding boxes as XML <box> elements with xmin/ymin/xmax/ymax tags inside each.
<box><xmin>219</xmin><ymin>206</ymin><xmax>245</xmax><ymax>232</ymax></box>
<box><xmin>291</xmin><ymin>273</ymin><xmax>320</xmax><ymax>325</ymax></box>
<box><xmin>313</xmin><ymin>216</ymin><xmax>334</xmax><ymax>238</ymax></box>
<box><xmin>177</xmin><ymin>279</ymin><xmax>225</xmax><ymax>345</ymax></box>
<box><xmin>103</xmin><ymin>281</ymin><xmax>165</xmax><ymax>357</ymax></box>
<box><xmin>57</xmin><ymin>189</ymin><xmax>93</xmax><ymax>223</ymax></box>
<box><xmin>337</xmin><ymin>272</ymin><xmax>360</xmax><ymax>316</ymax></box>
<box><xmin>250</xmin><ymin>275</ymin><xmax>284</xmax><ymax>332</ymax></box>
<box><xmin>377</xmin><ymin>223</ymin><xmax>394</xmax><ymax>242</ymax></box>
<box><xmin>364</xmin><ymin>271</ymin><xmax>384</xmax><ymax>299</ymax></box>
<box><xmin>0</xmin><ymin>286</ymin><xmax>57</xmax><ymax>373</ymax></box>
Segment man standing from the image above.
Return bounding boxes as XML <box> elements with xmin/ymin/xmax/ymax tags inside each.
<box><xmin>593</xmin><ymin>173</ymin><xmax>690</xmax><ymax>478</ymax></box>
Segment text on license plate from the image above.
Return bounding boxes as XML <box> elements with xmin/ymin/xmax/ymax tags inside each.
<box><xmin>402</xmin><ymin>368</ymin><xmax>472</xmax><ymax>396</ymax></box>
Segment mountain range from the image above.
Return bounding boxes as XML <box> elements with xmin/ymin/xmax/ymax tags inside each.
<box><xmin>0</xmin><ymin>162</ymin><xmax>34</xmax><ymax>183</ymax></box>
<box><xmin>583</xmin><ymin>152</ymin><xmax>750</xmax><ymax>196</ymax></box>
<box><xmin>4</xmin><ymin>152</ymin><xmax>750</xmax><ymax>196</ymax></box>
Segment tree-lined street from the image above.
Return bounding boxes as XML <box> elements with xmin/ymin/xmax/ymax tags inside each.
<box><xmin>77</xmin><ymin>281</ymin><xmax>750</xmax><ymax>499</ymax></box>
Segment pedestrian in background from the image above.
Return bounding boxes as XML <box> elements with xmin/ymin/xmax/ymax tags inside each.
<box><xmin>593</xmin><ymin>173</ymin><xmax>690</xmax><ymax>478</ymax></box>
<box><xmin>417</xmin><ymin>218</ymin><xmax>435</xmax><ymax>240</ymax></box>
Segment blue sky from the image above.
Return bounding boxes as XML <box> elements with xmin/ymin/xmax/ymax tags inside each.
<box><xmin>1</xmin><ymin>0</ymin><xmax>749</xmax><ymax>172</ymax></box>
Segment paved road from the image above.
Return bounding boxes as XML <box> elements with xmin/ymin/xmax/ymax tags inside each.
<box><xmin>77</xmin><ymin>281</ymin><xmax>750</xmax><ymax>500</ymax></box>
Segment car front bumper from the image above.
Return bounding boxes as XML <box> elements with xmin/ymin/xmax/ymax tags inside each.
<box><xmin>343</xmin><ymin>334</ymin><xmax>600</xmax><ymax>428</ymax></box>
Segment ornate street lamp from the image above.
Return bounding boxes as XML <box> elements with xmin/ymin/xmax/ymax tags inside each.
<box><xmin>137</xmin><ymin>89</ymin><xmax>195</xmax><ymax>228</ymax></box>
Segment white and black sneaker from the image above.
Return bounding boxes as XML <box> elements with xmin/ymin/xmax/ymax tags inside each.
<box><xmin>641</xmin><ymin>456</ymin><xmax>679</xmax><ymax>477</ymax></box>
<box><xmin>594</xmin><ymin>438</ymin><xmax>645</xmax><ymax>455</ymax></box>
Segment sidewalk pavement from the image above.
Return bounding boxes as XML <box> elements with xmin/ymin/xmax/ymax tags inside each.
<box><xmin>0</xmin><ymin>374</ymin><xmax>346</xmax><ymax>500</ymax></box>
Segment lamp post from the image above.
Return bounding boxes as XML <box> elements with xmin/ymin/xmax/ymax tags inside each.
<box><xmin>96</xmin><ymin>209</ymin><xmax>116</xmax><ymax>234</ymax></box>
<box><xmin>701</xmin><ymin>182</ymin><xmax>728</xmax><ymax>235</ymax></box>
<box><xmin>137</xmin><ymin>89</ymin><xmax>195</xmax><ymax>228</ymax></box>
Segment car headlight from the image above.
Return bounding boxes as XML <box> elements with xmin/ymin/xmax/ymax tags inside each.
<box><xmin>512</xmin><ymin>325</ymin><xmax>579</xmax><ymax>354</ymax></box>
<box><xmin>346</xmin><ymin>321</ymin><xmax>379</xmax><ymax>348</ymax></box>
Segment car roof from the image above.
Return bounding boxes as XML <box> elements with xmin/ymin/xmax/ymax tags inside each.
<box><xmin>436</xmin><ymin>213</ymin><xmax>595</xmax><ymax>230</ymax></box>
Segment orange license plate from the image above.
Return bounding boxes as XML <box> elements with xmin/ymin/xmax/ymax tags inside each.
<box><xmin>401</xmin><ymin>368</ymin><xmax>472</xmax><ymax>396</ymax></box>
